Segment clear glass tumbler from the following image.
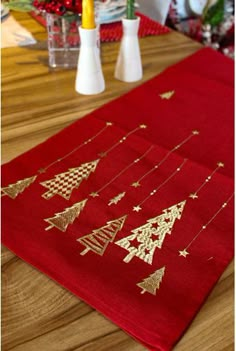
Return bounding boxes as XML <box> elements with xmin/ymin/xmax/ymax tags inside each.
<box><xmin>46</xmin><ymin>13</ymin><xmax>81</xmax><ymax>68</ymax></box>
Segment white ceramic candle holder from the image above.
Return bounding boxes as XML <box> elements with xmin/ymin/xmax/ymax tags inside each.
<box><xmin>115</xmin><ymin>17</ymin><xmax>143</xmax><ymax>83</ymax></box>
<box><xmin>75</xmin><ymin>26</ymin><xmax>105</xmax><ymax>95</ymax></box>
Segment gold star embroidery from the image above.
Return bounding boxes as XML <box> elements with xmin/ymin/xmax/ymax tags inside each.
<box><xmin>133</xmin><ymin>205</ymin><xmax>142</xmax><ymax>212</ymax></box>
<box><xmin>106</xmin><ymin>122</ymin><xmax>113</xmax><ymax>126</ymax></box>
<box><xmin>192</xmin><ymin>130</ymin><xmax>200</xmax><ymax>135</ymax></box>
<box><xmin>139</xmin><ymin>124</ymin><xmax>147</xmax><ymax>129</ymax></box>
<box><xmin>179</xmin><ymin>249</ymin><xmax>189</xmax><ymax>257</ymax></box>
<box><xmin>217</xmin><ymin>162</ymin><xmax>224</xmax><ymax>168</ymax></box>
<box><xmin>189</xmin><ymin>193</ymin><xmax>198</xmax><ymax>199</ymax></box>
<box><xmin>132</xmin><ymin>181</ymin><xmax>141</xmax><ymax>188</ymax></box>
<box><xmin>90</xmin><ymin>192</ymin><xmax>99</xmax><ymax>198</ymax></box>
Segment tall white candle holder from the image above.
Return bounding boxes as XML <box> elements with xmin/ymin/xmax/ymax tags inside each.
<box><xmin>75</xmin><ymin>26</ymin><xmax>105</xmax><ymax>95</ymax></box>
<box><xmin>115</xmin><ymin>17</ymin><xmax>143</xmax><ymax>83</ymax></box>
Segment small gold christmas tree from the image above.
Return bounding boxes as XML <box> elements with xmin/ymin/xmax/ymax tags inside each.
<box><xmin>78</xmin><ymin>215</ymin><xmax>127</xmax><ymax>256</ymax></box>
<box><xmin>1</xmin><ymin>175</ymin><xmax>37</xmax><ymax>199</ymax></box>
<box><xmin>137</xmin><ymin>267</ymin><xmax>165</xmax><ymax>295</ymax></box>
<box><xmin>45</xmin><ymin>199</ymin><xmax>87</xmax><ymax>232</ymax></box>
<box><xmin>108</xmin><ymin>192</ymin><xmax>126</xmax><ymax>206</ymax></box>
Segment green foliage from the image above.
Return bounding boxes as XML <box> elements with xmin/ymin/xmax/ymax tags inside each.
<box><xmin>6</xmin><ymin>0</ymin><xmax>35</xmax><ymax>11</ymax></box>
<box><xmin>203</xmin><ymin>0</ymin><xmax>225</xmax><ymax>27</ymax></box>
<box><xmin>6</xmin><ymin>0</ymin><xmax>35</xmax><ymax>12</ymax></box>
<box><xmin>63</xmin><ymin>13</ymin><xmax>80</xmax><ymax>22</ymax></box>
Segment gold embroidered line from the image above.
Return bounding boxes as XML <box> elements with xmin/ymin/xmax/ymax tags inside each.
<box><xmin>186</xmin><ymin>193</ymin><xmax>234</xmax><ymax>249</ymax></box>
<box><xmin>179</xmin><ymin>192</ymin><xmax>234</xmax><ymax>257</ymax></box>
<box><xmin>99</xmin><ymin>124</ymin><xmax>147</xmax><ymax>157</ymax></box>
<box><xmin>38</xmin><ymin>122</ymin><xmax>113</xmax><ymax>173</ymax></box>
<box><xmin>133</xmin><ymin>158</ymin><xmax>188</xmax><ymax>212</ymax></box>
<box><xmin>189</xmin><ymin>162</ymin><xmax>225</xmax><ymax>199</ymax></box>
<box><xmin>90</xmin><ymin>144</ymin><xmax>154</xmax><ymax>198</ymax></box>
<box><xmin>131</xmin><ymin>130</ymin><xmax>199</xmax><ymax>187</ymax></box>
<box><xmin>41</xmin><ymin>124</ymin><xmax>148</xmax><ymax>201</ymax></box>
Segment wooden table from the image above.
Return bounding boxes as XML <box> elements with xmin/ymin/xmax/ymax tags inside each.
<box><xmin>2</xmin><ymin>12</ymin><xmax>234</xmax><ymax>351</ymax></box>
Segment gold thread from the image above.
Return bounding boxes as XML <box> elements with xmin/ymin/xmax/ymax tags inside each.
<box><xmin>1</xmin><ymin>176</ymin><xmax>37</xmax><ymax>199</ymax></box>
<box><xmin>39</xmin><ymin>122</ymin><xmax>113</xmax><ymax>173</ymax></box>
<box><xmin>45</xmin><ymin>199</ymin><xmax>87</xmax><ymax>232</ymax></box>
<box><xmin>133</xmin><ymin>159</ymin><xmax>187</xmax><ymax>212</ymax></box>
<box><xmin>89</xmin><ymin>145</ymin><xmax>154</xmax><ymax>198</ymax></box>
<box><xmin>1</xmin><ymin>122</ymin><xmax>112</xmax><ymax>200</ymax></box>
<box><xmin>179</xmin><ymin>192</ymin><xmax>234</xmax><ymax>257</ymax></box>
<box><xmin>116</xmin><ymin>200</ymin><xmax>186</xmax><ymax>264</ymax></box>
<box><xmin>78</xmin><ymin>215</ymin><xmax>127</xmax><ymax>256</ymax></box>
<box><xmin>41</xmin><ymin>160</ymin><xmax>99</xmax><ymax>200</ymax></box>
<box><xmin>137</xmin><ymin>267</ymin><xmax>165</xmax><ymax>295</ymax></box>
<box><xmin>42</xmin><ymin>124</ymin><xmax>148</xmax><ymax>201</ymax></box>
<box><xmin>108</xmin><ymin>192</ymin><xmax>126</xmax><ymax>206</ymax></box>
<box><xmin>131</xmin><ymin>130</ymin><xmax>199</xmax><ymax>187</ymax></box>
<box><xmin>189</xmin><ymin>162</ymin><xmax>225</xmax><ymax>199</ymax></box>
<box><xmin>99</xmin><ymin>124</ymin><xmax>147</xmax><ymax>157</ymax></box>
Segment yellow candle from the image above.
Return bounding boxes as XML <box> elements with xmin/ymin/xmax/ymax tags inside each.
<box><xmin>82</xmin><ymin>0</ymin><xmax>96</xmax><ymax>29</ymax></box>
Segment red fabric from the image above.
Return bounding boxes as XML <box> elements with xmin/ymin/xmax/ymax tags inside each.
<box><xmin>2</xmin><ymin>48</ymin><xmax>234</xmax><ymax>351</ymax></box>
<box><xmin>30</xmin><ymin>11</ymin><xmax>170</xmax><ymax>42</ymax></box>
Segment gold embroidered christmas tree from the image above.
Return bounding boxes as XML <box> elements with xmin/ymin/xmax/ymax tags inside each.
<box><xmin>116</xmin><ymin>200</ymin><xmax>186</xmax><ymax>264</ymax></box>
<box><xmin>40</xmin><ymin>159</ymin><xmax>99</xmax><ymax>200</ymax></box>
<box><xmin>78</xmin><ymin>215</ymin><xmax>127</xmax><ymax>256</ymax></box>
<box><xmin>1</xmin><ymin>175</ymin><xmax>37</xmax><ymax>199</ymax></box>
<box><xmin>137</xmin><ymin>267</ymin><xmax>165</xmax><ymax>295</ymax></box>
<box><xmin>45</xmin><ymin>199</ymin><xmax>87</xmax><ymax>232</ymax></box>
<box><xmin>108</xmin><ymin>192</ymin><xmax>126</xmax><ymax>206</ymax></box>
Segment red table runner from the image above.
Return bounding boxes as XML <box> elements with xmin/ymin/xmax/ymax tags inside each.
<box><xmin>31</xmin><ymin>11</ymin><xmax>170</xmax><ymax>42</ymax></box>
<box><xmin>2</xmin><ymin>48</ymin><xmax>234</xmax><ymax>350</ymax></box>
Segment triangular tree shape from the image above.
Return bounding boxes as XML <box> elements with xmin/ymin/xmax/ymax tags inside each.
<box><xmin>115</xmin><ymin>200</ymin><xmax>186</xmax><ymax>264</ymax></box>
<box><xmin>40</xmin><ymin>159</ymin><xmax>99</xmax><ymax>200</ymax></box>
<box><xmin>137</xmin><ymin>266</ymin><xmax>165</xmax><ymax>295</ymax></box>
<box><xmin>78</xmin><ymin>215</ymin><xmax>127</xmax><ymax>256</ymax></box>
<box><xmin>1</xmin><ymin>175</ymin><xmax>37</xmax><ymax>199</ymax></box>
<box><xmin>159</xmin><ymin>90</ymin><xmax>175</xmax><ymax>100</ymax></box>
<box><xmin>45</xmin><ymin>199</ymin><xmax>87</xmax><ymax>232</ymax></box>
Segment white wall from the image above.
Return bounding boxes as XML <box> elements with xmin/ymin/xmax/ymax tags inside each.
<box><xmin>137</xmin><ymin>0</ymin><xmax>172</xmax><ymax>24</ymax></box>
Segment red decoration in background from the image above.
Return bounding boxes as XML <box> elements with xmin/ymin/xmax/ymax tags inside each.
<box><xmin>31</xmin><ymin>11</ymin><xmax>171</xmax><ymax>42</ymax></box>
<box><xmin>1</xmin><ymin>48</ymin><xmax>234</xmax><ymax>351</ymax></box>
<box><xmin>32</xmin><ymin>0</ymin><xmax>82</xmax><ymax>16</ymax></box>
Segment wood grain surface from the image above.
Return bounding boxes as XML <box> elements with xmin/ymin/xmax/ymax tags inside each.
<box><xmin>2</xmin><ymin>12</ymin><xmax>234</xmax><ymax>351</ymax></box>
